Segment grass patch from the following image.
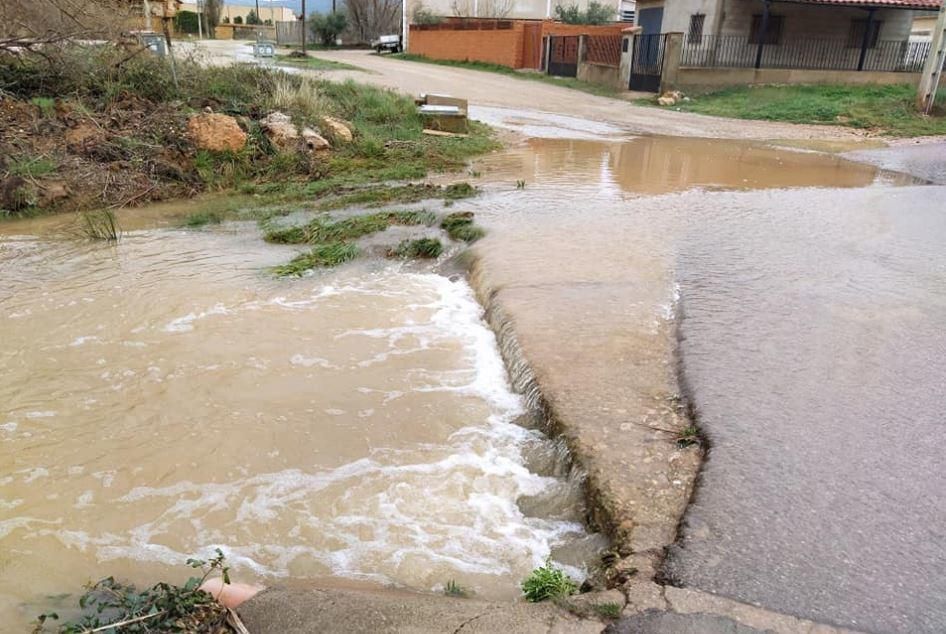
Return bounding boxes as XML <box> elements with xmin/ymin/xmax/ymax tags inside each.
<box><xmin>7</xmin><ymin>156</ymin><xmax>58</xmax><ymax>179</ymax></box>
<box><xmin>522</xmin><ymin>560</ymin><xmax>578</xmax><ymax>603</ymax></box>
<box><xmin>78</xmin><ymin>209</ymin><xmax>120</xmax><ymax>241</ymax></box>
<box><xmin>441</xmin><ymin>211</ymin><xmax>485</xmax><ymax>243</ymax></box>
<box><xmin>182</xmin><ymin>210</ymin><xmax>224</xmax><ymax>227</ymax></box>
<box><xmin>276</xmin><ymin>54</ymin><xmax>361</xmax><ymax>72</ymax></box>
<box><xmin>443</xmin><ymin>182</ymin><xmax>477</xmax><ymax>200</ymax></box>
<box><xmin>660</xmin><ymin>84</ymin><xmax>946</xmax><ymax>137</ymax></box>
<box><xmin>30</xmin><ymin>96</ymin><xmax>56</xmax><ymax>117</ymax></box>
<box><xmin>265</xmin><ymin>209</ymin><xmax>435</xmax><ymax>244</ymax></box>
<box><xmin>443</xmin><ymin>580</ymin><xmax>468</xmax><ymax>598</ymax></box>
<box><xmin>391</xmin><ymin>53</ymin><xmax>620</xmax><ymax>98</ymax></box>
<box><xmin>593</xmin><ymin>602</ymin><xmax>622</xmax><ymax>619</ymax></box>
<box><xmin>389</xmin><ymin>237</ymin><xmax>443</xmax><ymax>259</ymax></box>
<box><xmin>273</xmin><ymin>241</ymin><xmax>360</xmax><ymax>276</ymax></box>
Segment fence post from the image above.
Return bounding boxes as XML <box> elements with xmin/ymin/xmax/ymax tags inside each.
<box><xmin>661</xmin><ymin>32</ymin><xmax>684</xmax><ymax>91</ymax></box>
<box><xmin>578</xmin><ymin>34</ymin><xmax>588</xmax><ymax>66</ymax></box>
<box><xmin>754</xmin><ymin>0</ymin><xmax>770</xmax><ymax>69</ymax></box>
<box><xmin>619</xmin><ymin>31</ymin><xmax>634</xmax><ymax>89</ymax></box>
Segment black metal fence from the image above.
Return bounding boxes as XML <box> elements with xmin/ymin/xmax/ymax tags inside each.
<box><xmin>681</xmin><ymin>35</ymin><xmax>931</xmax><ymax>73</ymax></box>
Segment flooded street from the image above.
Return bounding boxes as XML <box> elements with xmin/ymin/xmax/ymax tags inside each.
<box><xmin>2</xmin><ymin>95</ymin><xmax>944</xmax><ymax>633</ymax></box>
<box><xmin>463</xmin><ymin>114</ymin><xmax>946</xmax><ymax>633</ymax></box>
<box><xmin>0</xmin><ymin>219</ymin><xmax>591</xmax><ymax>628</ymax></box>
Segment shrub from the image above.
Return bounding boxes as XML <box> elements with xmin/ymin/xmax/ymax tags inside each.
<box><xmin>174</xmin><ymin>10</ymin><xmax>200</xmax><ymax>34</ymax></box>
<box><xmin>233</xmin><ymin>15</ymin><xmax>243</xmax><ymax>24</ymax></box>
<box><xmin>554</xmin><ymin>1</ymin><xmax>614</xmax><ymax>24</ymax></box>
<box><xmin>310</xmin><ymin>11</ymin><xmax>348</xmax><ymax>47</ymax></box>
<box><xmin>412</xmin><ymin>3</ymin><xmax>443</xmax><ymax>25</ymax></box>
<box><xmin>246</xmin><ymin>9</ymin><xmax>261</xmax><ymax>25</ymax></box>
<box><xmin>521</xmin><ymin>560</ymin><xmax>577</xmax><ymax>602</ymax></box>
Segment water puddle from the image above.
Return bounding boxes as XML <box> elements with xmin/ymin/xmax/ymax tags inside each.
<box><xmin>474</xmin><ymin>135</ymin><xmax>914</xmax><ymax>196</ymax></box>
<box><xmin>0</xmin><ymin>220</ymin><xmax>596</xmax><ymax>628</ymax></box>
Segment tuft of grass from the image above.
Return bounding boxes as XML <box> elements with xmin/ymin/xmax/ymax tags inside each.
<box><xmin>676</xmin><ymin>425</ymin><xmax>701</xmax><ymax>448</ymax></box>
<box><xmin>273</xmin><ymin>241</ymin><xmax>360</xmax><ymax>276</ymax></box>
<box><xmin>182</xmin><ymin>210</ymin><xmax>224</xmax><ymax>227</ymax></box>
<box><xmin>389</xmin><ymin>237</ymin><xmax>443</xmax><ymax>259</ymax></box>
<box><xmin>391</xmin><ymin>53</ymin><xmax>620</xmax><ymax>98</ymax></box>
<box><xmin>269</xmin><ymin>75</ymin><xmax>328</xmax><ymax>124</ymax></box>
<box><xmin>30</xmin><ymin>96</ymin><xmax>56</xmax><ymax>118</ymax></box>
<box><xmin>443</xmin><ymin>579</ymin><xmax>468</xmax><ymax>598</ymax></box>
<box><xmin>265</xmin><ymin>210</ymin><xmax>436</xmax><ymax>245</ymax></box>
<box><xmin>521</xmin><ymin>560</ymin><xmax>578</xmax><ymax>603</ymax></box>
<box><xmin>7</xmin><ymin>156</ymin><xmax>58</xmax><ymax>179</ymax></box>
<box><xmin>78</xmin><ymin>209</ymin><xmax>121</xmax><ymax>241</ymax></box>
<box><xmin>316</xmin><ymin>184</ymin><xmax>446</xmax><ymax>211</ymax></box>
<box><xmin>441</xmin><ymin>211</ymin><xmax>485</xmax><ymax>243</ymax></box>
<box><xmin>593</xmin><ymin>602</ymin><xmax>622</xmax><ymax>619</ymax></box>
<box><xmin>443</xmin><ymin>182</ymin><xmax>476</xmax><ymax>200</ymax></box>
<box><xmin>659</xmin><ymin>84</ymin><xmax>946</xmax><ymax>137</ymax></box>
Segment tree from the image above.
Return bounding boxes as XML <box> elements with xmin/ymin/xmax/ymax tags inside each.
<box><xmin>203</xmin><ymin>0</ymin><xmax>221</xmax><ymax>37</ymax></box>
<box><xmin>246</xmin><ymin>9</ymin><xmax>261</xmax><ymax>24</ymax></box>
<box><xmin>233</xmin><ymin>15</ymin><xmax>243</xmax><ymax>24</ymax></box>
<box><xmin>174</xmin><ymin>9</ymin><xmax>200</xmax><ymax>33</ymax></box>
<box><xmin>347</xmin><ymin>0</ymin><xmax>403</xmax><ymax>41</ymax></box>
<box><xmin>412</xmin><ymin>4</ymin><xmax>442</xmax><ymax>25</ymax></box>
<box><xmin>554</xmin><ymin>1</ymin><xmax>614</xmax><ymax>24</ymax></box>
<box><xmin>309</xmin><ymin>11</ymin><xmax>348</xmax><ymax>46</ymax></box>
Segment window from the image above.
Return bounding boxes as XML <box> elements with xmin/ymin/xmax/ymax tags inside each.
<box><xmin>847</xmin><ymin>19</ymin><xmax>883</xmax><ymax>48</ymax></box>
<box><xmin>749</xmin><ymin>14</ymin><xmax>784</xmax><ymax>45</ymax></box>
<box><xmin>688</xmin><ymin>14</ymin><xmax>706</xmax><ymax>44</ymax></box>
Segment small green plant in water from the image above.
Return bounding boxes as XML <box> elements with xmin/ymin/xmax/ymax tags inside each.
<box><xmin>441</xmin><ymin>211</ymin><xmax>485</xmax><ymax>243</ymax></box>
<box><xmin>32</xmin><ymin>549</ymin><xmax>232</xmax><ymax>633</ymax></box>
<box><xmin>677</xmin><ymin>424</ymin><xmax>701</xmax><ymax>448</ymax></box>
<box><xmin>78</xmin><ymin>209</ymin><xmax>121</xmax><ymax>241</ymax></box>
<box><xmin>265</xmin><ymin>210</ymin><xmax>435</xmax><ymax>245</ymax></box>
<box><xmin>443</xmin><ymin>579</ymin><xmax>468</xmax><ymax>598</ymax></box>
<box><xmin>593</xmin><ymin>602</ymin><xmax>622</xmax><ymax>619</ymax></box>
<box><xmin>182</xmin><ymin>210</ymin><xmax>224</xmax><ymax>227</ymax></box>
<box><xmin>521</xmin><ymin>559</ymin><xmax>577</xmax><ymax>603</ymax></box>
<box><xmin>389</xmin><ymin>237</ymin><xmax>443</xmax><ymax>259</ymax></box>
<box><xmin>443</xmin><ymin>182</ymin><xmax>477</xmax><ymax>200</ymax></box>
<box><xmin>274</xmin><ymin>241</ymin><xmax>360</xmax><ymax>276</ymax></box>
<box><xmin>516</xmin><ymin>179</ymin><xmax>526</xmax><ymax>189</ymax></box>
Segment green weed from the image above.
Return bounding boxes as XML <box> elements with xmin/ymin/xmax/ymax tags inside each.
<box><xmin>7</xmin><ymin>156</ymin><xmax>57</xmax><ymax>179</ymax></box>
<box><xmin>30</xmin><ymin>97</ymin><xmax>55</xmax><ymax>117</ymax></box>
<box><xmin>443</xmin><ymin>579</ymin><xmax>468</xmax><ymax>598</ymax></box>
<box><xmin>32</xmin><ymin>549</ymin><xmax>231</xmax><ymax>633</ymax></box>
<box><xmin>275</xmin><ymin>54</ymin><xmax>361</xmax><ymax>72</ymax></box>
<box><xmin>182</xmin><ymin>210</ymin><xmax>224</xmax><ymax>227</ymax></box>
<box><xmin>443</xmin><ymin>182</ymin><xmax>476</xmax><ymax>200</ymax></box>
<box><xmin>676</xmin><ymin>425</ymin><xmax>701</xmax><ymax>448</ymax></box>
<box><xmin>389</xmin><ymin>237</ymin><xmax>443</xmax><ymax>259</ymax></box>
<box><xmin>265</xmin><ymin>210</ymin><xmax>435</xmax><ymax>245</ymax></box>
<box><xmin>593</xmin><ymin>602</ymin><xmax>622</xmax><ymax>619</ymax></box>
<box><xmin>78</xmin><ymin>209</ymin><xmax>120</xmax><ymax>241</ymax></box>
<box><xmin>274</xmin><ymin>242</ymin><xmax>360</xmax><ymax>276</ymax></box>
<box><xmin>521</xmin><ymin>560</ymin><xmax>578</xmax><ymax>603</ymax></box>
<box><xmin>441</xmin><ymin>211</ymin><xmax>485</xmax><ymax>243</ymax></box>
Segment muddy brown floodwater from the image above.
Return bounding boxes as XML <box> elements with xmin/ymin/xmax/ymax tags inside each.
<box><xmin>0</xmin><ymin>215</ymin><xmax>601</xmax><ymax>629</ymax></box>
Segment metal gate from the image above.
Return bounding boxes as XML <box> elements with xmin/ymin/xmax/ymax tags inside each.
<box><xmin>629</xmin><ymin>33</ymin><xmax>668</xmax><ymax>92</ymax></box>
<box><xmin>548</xmin><ymin>35</ymin><xmax>579</xmax><ymax>77</ymax></box>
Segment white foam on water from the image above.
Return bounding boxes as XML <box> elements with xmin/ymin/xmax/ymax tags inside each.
<box><xmin>5</xmin><ymin>270</ymin><xmax>592</xmax><ymax>596</ymax></box>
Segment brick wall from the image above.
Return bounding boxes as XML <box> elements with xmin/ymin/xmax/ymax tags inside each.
<box><xmin>409</xmin><ymin>19</ymin><xmax>625</xmax><ymax>69</ymax></box>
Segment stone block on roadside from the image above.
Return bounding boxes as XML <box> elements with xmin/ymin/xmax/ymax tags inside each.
<box><xmin>186</xmin><ymin>113</ymin><xmax>246</xmax><ymax>152</ymax></box>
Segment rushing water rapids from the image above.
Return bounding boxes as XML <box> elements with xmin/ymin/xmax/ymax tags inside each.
<box><xmin>0</xmin><ymin>219</ymin><xmax>598</xmax><ymax>628</ymax></box>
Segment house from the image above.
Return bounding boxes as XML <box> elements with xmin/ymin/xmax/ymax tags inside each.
<box><xmin>416</xmin><ymin>0</ymin><xmax>626</xmax><ymax>20</ymax></box>
<box><xmin>177</xmin><ymin>2</ymin><xmax>296</xmax><ymax>24</ymax></box>
<box><xmin>633</xmin><ymin>0</ymin><xmax>939</xmax><ymax>73</ymax></box>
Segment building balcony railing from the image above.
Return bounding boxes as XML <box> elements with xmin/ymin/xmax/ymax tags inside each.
<box><xmin>681</xmin><ymin>34</ymin><xmax>931</xmax><ymax>73</ymax></box>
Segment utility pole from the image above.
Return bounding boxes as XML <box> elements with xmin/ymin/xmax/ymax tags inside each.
<box><xmin>301</xmin><ymin>0</ymin><xmax>307</xmax><ymax>54</ymax></box>
<box><xmin>197</xmin><ymin>0</ymin><xmax>204</xmax><ymax>39</ymax></box>
<box><xmin>916</xmin><ymin>4</ymin><xmax>946</xmax><ymax>114</ymax></box>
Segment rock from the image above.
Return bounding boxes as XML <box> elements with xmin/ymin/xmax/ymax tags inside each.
<box><xmin>657</xmin><ymin>91</ymin><xmax>684</xmax><ymax>107</ymax></box>
<box><xmin>320</xmin><ymin>116</ymin><xmax>353</xmax><ymax>144</ymax></box>
<box><xmin>186</xmin><ymin>113</ymin><xmax>246</xmax><ymax>152</ymax></box>
<box><xmin>301</xmin><ymin>127</ymin><xmax>330</xmax><ymax>152</ymax></box>
<box><xmin>260</xmin><ymin>111</ymin><xmax>300</xmax><ymax>150</ymax></box>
